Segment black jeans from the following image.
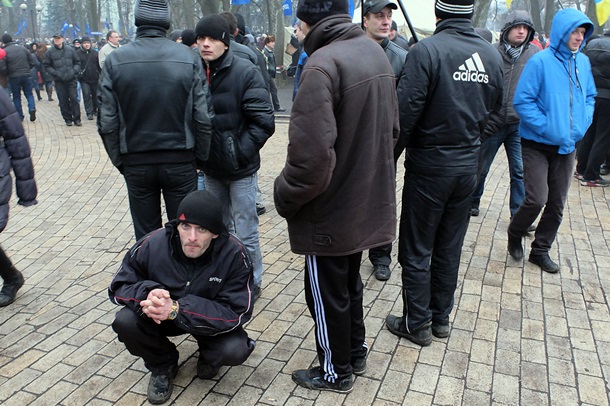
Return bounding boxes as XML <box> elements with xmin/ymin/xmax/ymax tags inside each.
<box><xmin>509</xmin><ymin>144</ymin><xmax>574</xmax><ymax>256</ymax></box>
<box><xmin>398</xmin><ymin>172</ymin><xmax>476</xmax><ymax>331</ymax></box>
<box><xmin>576</xmin><ymin>97</ymin><xmax>610</xmax><ymax>181</ymax></box>
<box><xmin>54</xmin><ymin>80</ymin><xmax>80</xmax><ymax>123</ymax></box>
<box><xmin>303</xmin><ymin>253</ymin><xmax>367</xmax><ymax>381</ymax></box>
<box><xmin>79</xmin><ymin>81</ymin><xmax>98</xmax><ymax>116</ymax></box>
<box><xmin>268</xmin><ymin>78</ymin><xmax>281</xmax><ymax>110</ymax></box>
<box><xmin>112</xmin><ymin>307</ymin><xmax>255</xmax><ymax>374</ymax></box>
<box><xmin>123</xmin><ymin>162</ymin><xmax>197</xmax><ymax>240</ymax></box>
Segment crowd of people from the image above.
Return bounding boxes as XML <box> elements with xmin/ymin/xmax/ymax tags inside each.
<box><xmin>0</xmin><ymin>0</ymin><xmax>608</xmax><ymax>403</ymax></box>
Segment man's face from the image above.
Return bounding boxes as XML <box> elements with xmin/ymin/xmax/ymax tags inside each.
<box><xmin>506</xmin><ymin>24</ymin><xmax>528</xmax><ymax>47</ymax></box>
<box><xmin>197</xmin><ymin>36</ymin><xmax>228</xmax><ymax>63</ymax></box>
<box><xmin>82</xmin><ymin>41</ymin><xmax>91</xmax><ymax>50</ymax></box>
<box><xmin>363</xmin><ymin>7</ymin><xmax>393</xmax><ymax>43</ymax></box>
<box><xmin>53</xmin><ymin>36</ymin><xmax>64</xmax><ymax>47</ymax></box>
<box><xmin>267</xmin><ymin>40</ymin><xmax>275</xmax><ymax>49</ymax></box>
<box><xmin>301</xmin><ymin>21</ymin><xmax>311</xmax><ymax>36</ymax></box>
<box><xmin>389</xmin><ymin>28</ymin><xmax>397</xmax><ymax>40</ymax></box>
<box><xmin>567</xmin><ymin>27</ymin><xmax>586</xmax><ymax>51</ymax></box>
<box><xmin>177</xmin><ymin>222</ymin><xmax>218</xmax><ymax>259</ymax></box>
<box><xmin>108</xmin><ymin>33</ymin><xmax>120</xmax><ymax>46</ymax></box>
<box><xmin>294</xmin><ymin>24</ymin><xmax>305</xmax><ymax>43</ymax></box>
<box><xmin>74</xmin><ymin>42</ymin><xmax>81</xmax><ymax>48</ymax></box>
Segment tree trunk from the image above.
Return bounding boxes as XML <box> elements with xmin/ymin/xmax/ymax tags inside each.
<box><xmin>543</xmin><ymin>0</ymin><xmax>555</xmax><ymax>33</ymax></box>
<box><xmin>473</xmin><ymin>0</ymin><xmax>492</xmax><ymax>28</ymax></box>
<box><xmin>529</xmin><ymin>0</ymin><xmax>543</xmax><ymax>32</ymax></box>
<box><xmin>87</xmin><ymin>0</ymin><xmax>100</xmax><ymax>32</ymax></box>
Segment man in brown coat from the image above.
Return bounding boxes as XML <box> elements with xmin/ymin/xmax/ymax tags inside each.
<box><xmin>274</xmin><ymin>0</ymin><xmax>399</xmax><ymax>394</ymax></box>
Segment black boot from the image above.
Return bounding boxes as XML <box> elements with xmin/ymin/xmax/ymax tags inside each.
<box><xmin>0</xmin><ymin>266</ymin><xmax>25</xmax><ymax>307</ymax></box>
<box><xmin>36</xmin><ymin>89</ymin><xmax>42</xmax><ymax>101</ymax></box>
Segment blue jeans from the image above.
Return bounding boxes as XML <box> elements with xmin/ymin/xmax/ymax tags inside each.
<box><xmin>8</xmin><ymin>76</ymin><xmax>36</xmax><ymax>120</ymax></box>
<box><xmin>204</xmin><ymin>174</ymin><xmax>263</xmax><ymax>287</ymax></box>
<box><xmin>472</xmin><ymin>123</ymin><xmax>524</xmax><ymax>217</ymax></box>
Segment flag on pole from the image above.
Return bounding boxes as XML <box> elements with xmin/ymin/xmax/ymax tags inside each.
<box><xmin>282</xmin><ymin>0</ymin><xmax>292</xmax><ymax>16</ymax></box>
<box><xmin>105</xmin><ymin>18</ymin><xmax>110</xmax><ymax>30</ymax></box>
<box><xmin>231</xmin><ymin>0</ymin><xmax>250</xmax><ymax>5</ymax></box>
<box><xmin>61</xmin><ymin>21</ymin><xmax>70</xmax><ymax>36</ymax></box>
<box><xmin>13</xmin><ymin>20</ymin><xmax>22</xmax><ymax>36</ymax></box>
<box><xmin>506</xmin><ymin>0</ymin><xmax>512</xmax><ymax>9</ymax></box>
<box><xmin>86</xmin><ymin>22</ymin><xmax>91</xmax><ymax>35</ymax></box>
<box><xmin>2</xmin><ymin>0</ymin><xmax>13</xmax><ymax>7</ymax></box>
<box><xmin>596</xmin><ymin>0</ymin><xmax>610</xmax><ymax>25</ymax></box>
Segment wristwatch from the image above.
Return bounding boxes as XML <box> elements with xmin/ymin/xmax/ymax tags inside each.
<box><xmin>168</xmin><ymin>300</ymin><xmax>179</xmax><ymax>321</ymax></box>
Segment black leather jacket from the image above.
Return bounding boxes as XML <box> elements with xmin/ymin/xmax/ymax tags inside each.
<box><xmin>381</xmin><ymin>37</ymin><xmax>407</xmax><ymax>83</ymax></box>
<box><xmin>201</xmin><ymin>49</ymin><xmax>274</xmax><ymax>180</ymax></box>
<box><xmin>585</xmin><ymin>35</ymin><xmax>610</xmax><ymax>99</ymax></box>
<box><xmin>97</xmin><ymin>26</ymin><xmax>212</xmax><ymax>170</ymax></box>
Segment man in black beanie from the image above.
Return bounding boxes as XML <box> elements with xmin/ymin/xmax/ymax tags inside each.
<box><xmin>387</xmin><ymin>0</ymin><xmax>503</xmax><ymax>346</ymax></box>
<box><xmin>109</xmin><ymin>190</ymin><xmax>256</xmax><ymax>404</ymax></box>
<box><xmin>194</xmin><ymin>14</ymin><xmax>274</xmax><ymax>303</ymax></box>
<box><xmin>98</xmin><ymin>0</ymin><xmax>213</xmax><ymax>241</ymax></box>
<box><xmin>274</xmin><ymin>0</ymin><xmax>398</xmax><ymax>393</ymax></box>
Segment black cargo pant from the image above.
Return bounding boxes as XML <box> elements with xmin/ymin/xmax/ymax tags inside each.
<box><xmin>303</xmin><ymin>253</ymin><xmax>368</xmax><ymax>382</ymax></box>
<box><xmin>398</xmin><ymin>172</ymin><xmax>476</xmax><ymax>331</ymax></box>
<box><xmin>112</xmin><ymin>307</ymin><xmax>255</xmax><ymax>374</ymax></box>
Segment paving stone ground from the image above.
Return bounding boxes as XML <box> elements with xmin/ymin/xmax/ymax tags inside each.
<box><xmin>1</xmin><ymin>96</ymin><xmax>610</xmax><ymax>405</ymax></box>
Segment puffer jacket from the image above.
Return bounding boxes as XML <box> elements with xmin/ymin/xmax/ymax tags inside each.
<box><xmin>514</xmin><ymin>8</ymin><xmax>596</xmax><ymax>154</ymax></box>
<box><xmin>0</xmin><ymin>91</ymin><xmax>37</xmax><ymax>232</ymax></box>
<box><xmin>109</xmin><ymin>223</ymin><xmax>253</xmax><ymax>336</ymax></box>
<box><xmin>483</xmin><ymin>11</ymin><xmax>539</xmax><ymax>138</ymax></box>
<box><xmin>42</xmin><ymin>43</ymin><xmax>80</xmax><ymax>83</ymax></box>
<box><xmin>97</xmin><ymin>26</ymin><xmax>212</xmax><ymax>170</ymax></box>
<box><xmin>274</xmin><ymin>15</ymin><xmax>399</xmax><ymax>256</ymax></box>
<box><xmin>0</xmin><ymin>42</ymin><xmax>37</xmax><ymax>78</ymax></box>
<box><xmin>201</xmin><ymin>49</ymin><xmax>274</xmax><ymax>180</ymax></box>
<box><xmin>395</xmin><ymin>18</ymin><xmax>504</xmax><ymax>174</ymax></box>
<box><xmin>585</xmin><ymin>35</ymin><xmax>610</xmax><ymax>99</ymax></box>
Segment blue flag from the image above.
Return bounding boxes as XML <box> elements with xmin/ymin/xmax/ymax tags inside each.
<box><xmin>231</xmin><ymin>0</ymin><xmax>250</xmax><ymax>5</ymax></box>
<box><xmin>61</xmin><ymin>21</ymin><xmax>70</xmax><ymax>35</ymax></box>
<box><xmin>85</xmin><ymin>22</ymin><xmax>91</xmax><ymax>35</ymax></box>
<box><xmin>13</xmin><ymin>20</ymin><xmax>22</xmax><ymax>36</ymax></box>
<box><xmin>105</xmin><ymin>18</ymin><xmax>110</xmax><ymax>30</ymax></box>
<box><xmin>348</xmin><ymin>0</ymin><xmax>354</xmax><ymax>18</ymax></box>
<box><xmin>74</xmin><ymin>23</ymin><xmax>81</xmax><ymax>33</ymax></box>
<box><xmin>283</xmin><ymin>0</ymin><xmax>292</xmax><ymax>16</ymax></box>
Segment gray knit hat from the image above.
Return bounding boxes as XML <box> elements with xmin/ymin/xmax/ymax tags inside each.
<box><xmin>135</xmin><ymin>0</ymin><xmax>171</xmax><ymax>30</ymax></box>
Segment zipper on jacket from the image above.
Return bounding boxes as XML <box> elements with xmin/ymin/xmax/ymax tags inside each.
<box><xmin>568</xmin><ymin>57</ymin><xmax>573</xmax><ymax>137</ymax></box>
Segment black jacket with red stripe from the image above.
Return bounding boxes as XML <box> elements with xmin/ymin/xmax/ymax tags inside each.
<box><xmin>108</xmin><ymin>223</ymin><xmax>254</xmax><ymax>336</ymax></box>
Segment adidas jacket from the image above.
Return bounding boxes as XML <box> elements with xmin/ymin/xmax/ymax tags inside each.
<box><xmin>395</xmin><ymin>18</ymin><xmax>504</xmax><ymax>175</ymax></box>
<box><xmin>514</xmin><ymin>9</ymin><xmax>596</xmax><ymax>154</ymax></box>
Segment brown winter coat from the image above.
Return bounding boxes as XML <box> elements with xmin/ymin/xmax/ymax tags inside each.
<box><xmin>274</xmin><ymin>15</ymin><xmax>399</xmax><ymax>256</ymax></box>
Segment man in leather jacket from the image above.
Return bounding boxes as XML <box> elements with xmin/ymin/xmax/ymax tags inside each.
<box><xmin>362</xmin><ymin>0</ymin><xmax>408</xmax><ymax>282</ymax></box>
<box><xmin>110</xmin><ymin>190</ymin><xmax>255</xmax><ymax>404</ymax></box>
<box><xmin>97</xmin><ymin>0</ymin><xmax>212</xmax><ymax>241</ymax></box>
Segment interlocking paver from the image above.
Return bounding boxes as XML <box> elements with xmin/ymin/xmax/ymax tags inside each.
<box><xmin>0</xmin><ymin>94</ymin><xmax>609</xmax><ymax>405</ymax></box>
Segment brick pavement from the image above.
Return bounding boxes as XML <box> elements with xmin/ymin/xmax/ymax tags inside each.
<box><xmin>0</xmin><ymin>98</ymin><xmax>609</xmax><ymax>405</ymax></box>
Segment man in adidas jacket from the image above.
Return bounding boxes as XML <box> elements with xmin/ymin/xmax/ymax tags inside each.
<box><xmin>508</xmin><ymin>9</ymin><xmax>596</xmax><ymax>273</ymax></box>
<box><xmin>387</xmin><ymin>0</ymin><xmax>503</xmax><ymax>346</ymax></box>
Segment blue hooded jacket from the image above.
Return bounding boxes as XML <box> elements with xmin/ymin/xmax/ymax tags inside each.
<box><xmin>513</xmin><ymin>8</ymin><xmax>596</xmax><ymax>154</ymax></box>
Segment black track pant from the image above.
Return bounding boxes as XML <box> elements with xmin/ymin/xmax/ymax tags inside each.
<box><xmin>112</xmin><ymin>307</ymin><xmax>255</xmax><ymax>374</ymax></box>
<box><xmin>303</xmin><ymin>253</ymin><xmax>367</xmax><ymax>382</ymax></box>
<box><xmin>54</xmin><ymin>80</ymin><xmax>80</xmax><ymax>123</ymax></box>
<box><xmin>398</xmin><ymin>173</ymin><xmax>476</xmax><ymax>331</ymax></box>
<box><xmin>576</xmin><ymin>97</ymin><xmax>610</xmax><ymax>181</ymax></box>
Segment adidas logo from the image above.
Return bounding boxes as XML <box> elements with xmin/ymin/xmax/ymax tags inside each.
<box><xmin>453</xmin><ymin>52</ymin><xmax>489</xmax><ymax>84</ymax></box>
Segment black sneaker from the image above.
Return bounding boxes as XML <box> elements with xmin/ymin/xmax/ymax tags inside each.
<box><xmin>256</xmin><ymin>203</ymin><xmax>266</xmax><ymax>216</ymax></box>
<box><xmin>147</xmin><ymin>364</ymin><xmax>178</xmax><ymax>404</ymax></box>
<box><xmin>87</xmin><ymin>114</ymin><xmax>94</xmax><ymax>120</ymax></box>
<box><xmin>351</xmin><ymin>351</ymin><xmax>367</xmax><ymax>376</ymax></box>
<box><xmin>600</xmin><ymin>163</ymin><xmax>609</xmax><ymax>176</ymax></box>
<box><xmin>74</xmin><ymin>120</ymin><xmax>82</xmax><ymax>127</ymax></box>
<box><xmin>431</xmin><ymin>323</ymin><xmax>450</xmax><ymax>338</ymax></box>
<box><xmin>0</xmin><ymin>268</ymin><xmax>25</xmax><ymax>307</ymax></box>
<box><xmin>470</xmin><ymin>207</ymin><xmax>479</xmax><ymax>217</ymax></box>
<box><xmin>581</xmin><ymin>178</ymin><xmax>610</xmax><ymax>187</ymax></box>
<box><xmin>373</xmin><ymin>264</ymin><xmax>391</xmax><ymax>281</ymax></box>
<box><xmin>529</xmin><ymin>254</ymin><xmax>560</xmax><ymax>274</ymax></box>
<box><xmin>197</xmin><ymin>357</ymin><xmax>219</xmax><ymax>379</ymax></box>
<box><xmin>66</xmin><ymin>121</ymin><xmax>73</xmax><ymax>126</ymax></box>
<box><xmin>29</xmin><ymin>110</ymin><xmax>36</xmax><ymax>122</ymax></box>
<box><xmin>274</xmin><ymin>108</ymin><xmax>286</xmax><ymax>112</ymax></box>
<box><xmin>385</xmin><ymin>315</ymin><xmax>432</xmax><ymax>346</ymax></box>
<box><xmin>292</xmin><ymin>367</ymin><xmax>353</xmax><ymax>393</ymax></box>
<box><xmin>507</xmin><ymin>233</ymin><xmax>523</xmax><ymax>260</ymax></box>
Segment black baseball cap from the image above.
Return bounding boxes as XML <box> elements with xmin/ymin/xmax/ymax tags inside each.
<box><xmin>363</xmin><ymin>0</ymin><xmax>397</xmax><ymax>15</ymax></box>
<box><xmin>52</xmin><ymin>33</ymin><xmax>64</xmax><ymax>38</ymax></box>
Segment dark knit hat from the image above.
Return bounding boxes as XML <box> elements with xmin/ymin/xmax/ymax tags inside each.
<box><xmin>363</xmin><ymin>0</ymin><xmax>397</xmax><ymax>16</ymax></box>
<box><xmin>73</xmin><ymin>38</ymin><xmax>81</xmax><ymax>45</ymax></box>
<box><xmin>135</xmin><ymin>0</ymin><xmax>171</xmax><ymax>30</ymax></box>
<box><xmin>435</xmin><ymin>0</ymin><xmax>474</xmax><ymax>20</ymax></box>
<box><xmin>235</xmin><ymin>12</ymin><xmax>246</xmax><ymax>35</ymax></box>
<box><xmin>181</xmin><ymin>29</ymin><xmax>196</xmax><ymax>47</ymax></box>
<box><xmin>176</xmin><ymin>190</ymin><xmax>225</xmax><ymax>235</ymax></box>
<box><xmin>169</xmin><ymin>28</ymin><xmax>182</xmax><ymax>41</ymax></box>
<box><xmin>1</xmin><ymin>34</ymin><xmax>12</xmax><ymax>44</ymax></box>
<box><xmin>81</xmin><ymin>36</ymin><xmax>91</xmax><ymax>43</ymax></box>
<box><xmin>195</xmin><ymin>14</ymin><xmax>231</xmax><ymax>47</ymax></box>
<box><xmin>297</xmin><ymin>0</ymin><xmax>350</xmax><ymax>27</ymax></box>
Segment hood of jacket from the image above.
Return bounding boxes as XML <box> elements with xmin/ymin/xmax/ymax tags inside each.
<box><xmin>550</xmin><ymin>8</ymin><xmax>594</xmax><ymax>60</ymax></box>
<box><xmin>303</xmin><ymin>15</ymin><xmax>361</xmax><ymax>56</ymax></box>
<box><xmin>500</xmin><ymin>10</ymin><xmax>535</xmax><ymax>46</ymax></box>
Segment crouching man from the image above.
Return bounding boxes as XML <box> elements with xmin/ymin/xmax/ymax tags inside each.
<box><xmin>109</xmin><ymin>190</ymin><xmax>255</xmax><ymax>404</ymax></box>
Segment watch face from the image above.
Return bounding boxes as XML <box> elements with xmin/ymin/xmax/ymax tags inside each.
<box><xmin>169</xmin><ymin>310</ymin><xmax>177</xmax><ymax>320</ymax></box>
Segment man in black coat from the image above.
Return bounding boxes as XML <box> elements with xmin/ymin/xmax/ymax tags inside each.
<box><xmin>76</xmin><ymin>36</ymin><xmax>101</xmax><ymax>120</ymax></box>
<box><xmin>0</xmin><ymin>34</ymin><xmax>38</xmax><ymax>122</ymax></box>
<box><xmin>110</xmin><ymin>190</ymin><xmax>255</xmax><ymax>404</ymax></box>
<box><xmin>43</xmin><ymin>33</ymin><xmax>82</xmax><ymax>126</ymax></box>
